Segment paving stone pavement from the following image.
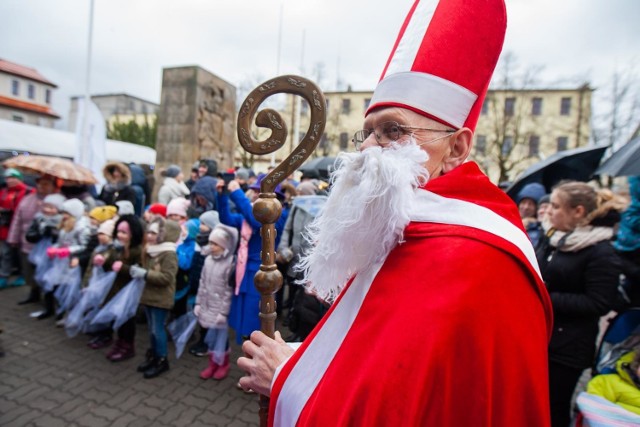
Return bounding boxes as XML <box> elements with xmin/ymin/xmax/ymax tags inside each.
<box><xmin>0</xmin><ymin>285</ymin><xmax>262</xmax><ymax>427</ymax></box>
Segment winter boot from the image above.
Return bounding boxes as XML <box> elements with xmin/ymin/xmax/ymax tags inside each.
<box><xmin>105</xmin><ymin>339</ymin><xmax>123</xmax><ymax>359</ymax></box>
<box><xmin>212</xmin><ymin>351</ymin><xmax>230</xmax><ymax>380</ymax></box>
<box><xmin>200</xmin><ymin>353</ymin><xmax>219</xmax><ymax>379</ymax></box>
<box><xmin>143</xmin><ymin>357</ymin><xmax>169</xmax><ymax>379</ymax></box>
<box><xmin>36</xmin><ymin>292</ymin><xmax>55</xmax><ymax>319</ymax></box>
<box><xmin>109</xmin><ymin>340</ymin><xmax>135</xmax><ymax>362</ymax></box>
<box><xmin>18</xmin><ymin>288</ymin><xmax>40</xmax><ymax>305</ymax></box>
<box><xmin>137</xmin><ymin>349</ymin><xmax>155</xmax><ymax>372</ymax></box>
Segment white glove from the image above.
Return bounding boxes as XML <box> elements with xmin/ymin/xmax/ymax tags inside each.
<box><xmin>129</xmin><ymin>264</ymin><xmax>147</xmax><ymax>279</ymax></box>
<box><xmin>194</xmin><ymin>305</ymin><xmax>201</xmax><ymax>317</ymax></box>
<box><xmin>214</xmin><ymin>313</ymin><xmax>227</xmax><ymax>327</ymax></box>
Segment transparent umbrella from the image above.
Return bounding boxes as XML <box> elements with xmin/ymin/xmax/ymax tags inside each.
<box><xmin>3</xmin><ymin>154</ymin><xmax>97</xmax><ymax>185</ymax></box>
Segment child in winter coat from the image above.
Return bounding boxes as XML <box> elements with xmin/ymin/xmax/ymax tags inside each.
<box><xmin>24</xmin><ymin>193</ymin><xmax>65</xmax><ymax>311</ymax></box>
<box><xmin>94</xmin><ymin>215</ymin><xmax>144</xmax><ymax>359</ymax></box>
<box><xmin>188</xmin><ymin>210</ymin><xmax>220</xmax><ymax>356</ymax></box>
<box><xmin>25</xmin><ymin>193</ymin><xmax>65</xmax><ymax>245</ymax></box>
<box><xmin>133</xmin><ymin>217</ymin><xmax>180</xmax><ymax>379</ymax></box>
<box><xmin>174</xmin><ymin>218</ymin><xmax>199</xmax><ymax>317</ymax></box>
<box><xmin>37</xmin><ymin>199</ymin><xmax>91</xmax><ymax>320</ymax></box>
<box><xmin>195</xmin><ymin>223</ymin><xmax>238</xmax><ymax>380</ymax></box>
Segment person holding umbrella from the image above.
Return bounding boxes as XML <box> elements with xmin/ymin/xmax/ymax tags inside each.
<box><xmin>8</xmin><ymin>175</ymin><xmax>60</xmax><ymax>304</ymax></box>
<box><xmin>0</xmin><ymin>168</ymin><xmax>33</xmax><ymax>288</ymax></box>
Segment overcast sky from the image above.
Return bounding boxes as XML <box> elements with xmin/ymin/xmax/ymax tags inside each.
<box><xmin>2</xmin><ymin>0</ymin><xmax>638</xmax><ymax>131</ymax></box>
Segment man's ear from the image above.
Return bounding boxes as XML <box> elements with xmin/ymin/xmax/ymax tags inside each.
<box><xmin>442</xmin><ymin>128</ymin><xmax>473</xmax><ymax>173</ymax></box>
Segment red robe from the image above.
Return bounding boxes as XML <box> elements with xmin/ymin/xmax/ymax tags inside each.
<box><xmin>270</xmin><ymin>162</ymin><xmax>552</xmax><ymax>426</ymax></box>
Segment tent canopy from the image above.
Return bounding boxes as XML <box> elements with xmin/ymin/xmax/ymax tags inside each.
<box><xmin>0</xmin><ymin>118</ymin><xmax>156</xmax><ymax>166</ymax></box>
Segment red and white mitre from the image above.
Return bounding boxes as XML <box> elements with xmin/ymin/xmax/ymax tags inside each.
<box><xmin>366</xmin><ymin>0</ymin><xmax>507</xmax><ymax>131</ymax></box>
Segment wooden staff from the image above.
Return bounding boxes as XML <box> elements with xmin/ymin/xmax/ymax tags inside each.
<box><xmin>237</xmin><ymin>75</ymin><xmax>326</xmax><ymax>426</ymax></box>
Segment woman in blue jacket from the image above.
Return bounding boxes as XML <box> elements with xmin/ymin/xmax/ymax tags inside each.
<box><xmin>216</xmin><ymin>175</ymin><xmax>287</xmax><ymax>344</ymax></box>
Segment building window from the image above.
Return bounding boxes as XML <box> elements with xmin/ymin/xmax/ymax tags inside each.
<box><xmin>528</xmin><ymin>135</ymin><xmax>540</xmax><ymax>157</ymax></box>
<box><xmin>339</xmin><ymin>132</ymin><xmax>349</xmax><ymax>150</ymax></box>
<box><xmin>45</xmin><ymin>89</ymin><xmax>51</xmax><ymax>104</ymax></box>
<box><xmin>502</xmin><ymin>136</ymin><xmax>513</xmax><ymax>156</ymax></box>
<box><xmin>504</xmin><ymin>97</ymin><xmax>515</xmax><ymax>116</ymax></box>
<box><xmin>12</xmin><ymin>114</ymin><xmax>24</xmax><ymax>123</ymax></box>
<box><xmin>341</xmin><ymin>99</ymin><xmax>351</xmax><ymax>114</ymax></box>
<box><xmin>481</xmin><ymin>99</ymin><xmax>490</xmax><ymax>115</ymax></box>
<box><xmin>560</xmin><ymin>97</ymin><xmax>571</xmax><ymax>116</ymax></box>
<box><xmin>364</xmin><ymin>98</ymin><xmax>371</xmax><ymax>110</ymax></box>
<box><xmin>557</xmin><ymin>136</ymin><xmax>568</xmax><ymax>151</ymax></box>
<box><xmin>27</xmin><ymin>84</ymin><xmax>35</xmax><ymax>100</ymax></box>
<box><xmin>475</xmin><ymin>135</ymin><xmax>486</xmax><ymax>155</ymax></box>
<box><xmin>325</xmin><ymin>99</ymin><xmax>330</xmax><ymax>110</ymax></box>
<box><xmin>300</xmin><ymin>99</ymin><xmax>309</xmax><ymax>114</ymax></box>
<box><xmin>320</xmin><ymin>132</ymin><xmax>328</xmax><ymax>149</ymax></box>
<box><xmin>531</xmin><ymin>98</ymin><xmax>542</xmax><ymax>116</ymax></box>
<box><xmin>11</xmin><ymin>80</ymin><xmax>19</xmax><ymax>96</ymax></box>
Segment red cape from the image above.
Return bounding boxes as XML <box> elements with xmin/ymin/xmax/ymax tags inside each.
<box><xmin>270</xmin><ymin>163</ymin><xmax>552</xmax><ymax>426</ymax></box>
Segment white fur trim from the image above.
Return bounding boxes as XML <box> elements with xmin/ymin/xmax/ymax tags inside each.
<box><xmin>370</xmin><ymin>72</ymin><xmax>477</xmax><ymax>129</ymax></box>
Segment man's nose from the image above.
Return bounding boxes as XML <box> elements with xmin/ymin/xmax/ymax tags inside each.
<box><xmin>358</xmin><ymin>132</ymin><xmax>378</xmax><ymax>151</ymax></box>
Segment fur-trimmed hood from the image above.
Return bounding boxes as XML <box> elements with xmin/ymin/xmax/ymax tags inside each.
<box><xmin>103</xmin><ymin>161</ymin><xmax>131</xmax><ymax>185</ymax></box>
<box><xmin>147</xmin><ymin>217</ymin><xmax>181</xmax><ymax>244</ymax></box>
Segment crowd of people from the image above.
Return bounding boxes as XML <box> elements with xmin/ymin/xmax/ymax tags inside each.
<box><xmin>514</xmin><ymin>179</ymin><xmax>640</xmax><ymax>425</ymax></box>
<box><xmin>1</xmin><ymin>158</ymin><xmax>329</xmax><ymax>383</ymax></box>
<box><xmin>2</xmin><ymin>0</ymin><xmax>639</xmax><ymax>423</ymax></box>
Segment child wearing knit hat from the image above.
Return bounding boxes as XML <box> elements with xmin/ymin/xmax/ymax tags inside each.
<box><xmin>194</xmin><ymin>224</ymin><xmax>238</xmax><ymax>380</ymax></box>
<box><xmin>166</xmin><ymin>198</ymin><xmax>190</xmax><ymax>223</ymax></box>
<box><xmin>89</xmin><ymin>206</ymin><xmax>118</xmax><ymax>225</ymax></box>
<box><xmin>185</xmin><ymin>210</ymin><xmax>221</xmax><ymax>357</ymax></box>
<box><xmin>25</xmin><ymin>194</ymin><xmax>65</xmax><ymax>246</ymax></box>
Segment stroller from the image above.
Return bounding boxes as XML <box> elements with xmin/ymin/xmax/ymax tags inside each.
<box><xmin>574</xmin><ymin>308</ymin><xmax>640</xmax><ymax>426</ymax></box>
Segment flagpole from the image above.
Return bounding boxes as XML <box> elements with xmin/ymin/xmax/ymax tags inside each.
<box><xmin>270</xmin><ymin>3</ymin><xmax>284</xmax><ymax>168</ymax></box>
<box><xmin>80</xmin><ymin>0</ymin><xmax>95</xmax><ymax>167</ymax></box>
<box><xmin>291</xmin><ymin>30</ymin><xmax>305</xmax><ymax>155</ymax></box>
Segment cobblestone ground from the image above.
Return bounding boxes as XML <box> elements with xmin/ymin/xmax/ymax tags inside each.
<box><xmin>0</xmin><ymin>285</ymin><xmax>262</xmax><ymax>427</ymax></box>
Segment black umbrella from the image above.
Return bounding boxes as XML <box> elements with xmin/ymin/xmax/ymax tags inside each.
<box><xmin>506</xmin><ymin>145</ymin><xmax>609</xmax><ymax>199</ymax></box>
<box><xmin>596</xmin><ymin>136</ymin><xmax>640</xmax><ymax>177</ymax></box>
<box><xmin>298</xmin><ymin>156</ymin><xmax>341</xmax><ymax>180</ymax></box>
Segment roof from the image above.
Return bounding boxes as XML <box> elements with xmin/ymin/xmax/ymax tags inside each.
<box><xmin>0</xmin><ymin>59</ymin><xmax>57</xmax><ymax>87</ymax></box>
<box><xmin>0</xmin><ymin>119</ymin><xmax>156</xmax><ymax>166</ymax></box>
<box><xmin>70</xmin><ymin>93</ymin><xmax>159</xmax><ymax>107</ymax></box>
<box><xmin>0</xmin><ymin>95</ymin><xmax>60</xmax><ymax>119</ymax></box>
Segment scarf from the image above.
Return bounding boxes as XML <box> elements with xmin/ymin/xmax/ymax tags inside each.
<box><xmin>146</xmin><ymin>241</ymin><xmax>177</xmax><ymax>258</ymax></box>
<box><xmin>549</xmin><ymin>225</ymin><xmax>614</xmax><ymax>252</ymax></box>
<box><xmin>235</xmin><ymin>220</ymin><xmax>252</xmax><ymax>295</ymax></box>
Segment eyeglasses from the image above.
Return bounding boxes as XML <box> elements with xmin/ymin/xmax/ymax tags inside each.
<box><xmin>352</xmin><ymin>121</ymin><xmax>455</xmax><ymax>150</ymax></box>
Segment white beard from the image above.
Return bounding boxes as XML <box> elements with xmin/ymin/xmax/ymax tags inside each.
<box><xmin>296</xmin><ymin>139</ymin><xmax>429</xmax><ymax>303</ymax></box>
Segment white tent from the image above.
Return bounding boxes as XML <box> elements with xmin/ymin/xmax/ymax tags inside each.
<box><xmin>0</xmin><ymin>119</ymin><xmax>156</xmax><ymax>165</ymax></box>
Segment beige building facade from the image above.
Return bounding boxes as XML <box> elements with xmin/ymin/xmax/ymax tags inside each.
<box><xmin>0</xmin><ymin>59</ymin><xmax>59</xmax><ymax>127</ymax></box>
<box><xmin>68</xmin><ymin>93</ymin><xmax>159</xmax><ymax>131</ymax></box>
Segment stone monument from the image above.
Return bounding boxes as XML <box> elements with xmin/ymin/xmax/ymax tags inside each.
<box><xmin>154</xmin><ymin>66</ymin><xmax>236</xmax><ymax>199</ymax></box>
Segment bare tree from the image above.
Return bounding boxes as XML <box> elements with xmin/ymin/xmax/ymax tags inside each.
<box><xmin>592</xmin><ymin>62</ymin><xmax>640</xmax><ymax>150</ymax></box>
<box><xmin>475</xmin><ymin>52</ymin><xmax>545</xmax><ymax>183</ymax></box>
<box><xmin>235</xmin><ymin>74</ymin><xmax>289</xmax><ymax>168</ymax></box>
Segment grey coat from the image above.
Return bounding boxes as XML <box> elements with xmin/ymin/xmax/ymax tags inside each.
<box><xmin>195</xmin><ymin>253</ymin><xmax>234</xmax><ymax>328</ymax></box>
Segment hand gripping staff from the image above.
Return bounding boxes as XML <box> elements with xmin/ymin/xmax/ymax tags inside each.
<box><xmin>237</xmin><ymin>75</ymin><xmax>326</xmax><ymax>426</ymax></box>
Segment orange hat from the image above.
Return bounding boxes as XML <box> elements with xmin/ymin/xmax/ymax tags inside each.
<box><xmin>366</xmin><ymin>0</ymin><xmax>507</xmax><ymax>131</ymax></box>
